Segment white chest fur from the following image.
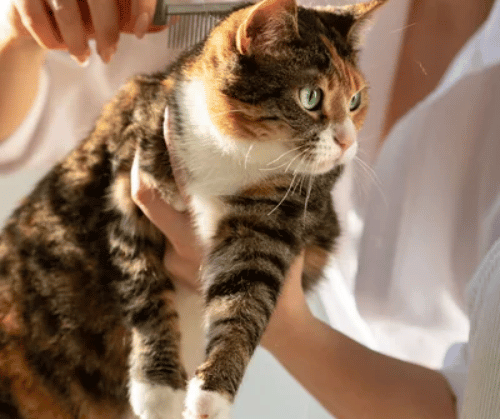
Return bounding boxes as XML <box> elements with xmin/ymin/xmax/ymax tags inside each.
<box><xmin>174</xmin><ymin>79</ymin><xmax>288</xmax><ymax>197</ymax></box>
<box><xmin>173</xmin><ymin>79</ymin><xmax>289</xmax><ymax>246</ymax></box>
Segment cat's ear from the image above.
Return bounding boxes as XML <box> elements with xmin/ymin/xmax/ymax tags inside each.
<box><xmin>236</xmin><ymin>0</ymin><xmax>299</xmax><ymax>56</ymax></box>
<box><xmin>326</xmin><ymin>0</ymin><xmax>388</xmax><ymax>47</ymax></box>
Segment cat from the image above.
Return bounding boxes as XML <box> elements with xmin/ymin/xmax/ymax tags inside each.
<box><xmin>0</xmin><ymin>0</ymin><xmax>386</xmax><ymax>417</ymax></box>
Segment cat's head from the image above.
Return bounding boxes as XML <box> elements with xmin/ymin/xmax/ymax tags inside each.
<box><xmin>188</xmin><ymin>0</ymin><xmax>387</xmax><ymax>175</ymax></box>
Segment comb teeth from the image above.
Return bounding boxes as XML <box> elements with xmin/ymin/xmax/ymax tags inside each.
<box><xmin>154</xmin><ymin>1</ymin><xmax>248</xmax><ymax>49</ymax></box>
<box><xmin>166</xmin><ymin>13</ymin><xmax>224</xmax><ymax>49</ymax></box>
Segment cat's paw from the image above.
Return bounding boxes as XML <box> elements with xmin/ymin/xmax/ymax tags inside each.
<box><xmin>183</xmin><ymin>377</ymin><xmax>231</xmax><ymax>419</ymax></box>
<box><xmin>129</xmin><ymin>380</ymin><xmax>186</xmax><ymax>419</ymax></box>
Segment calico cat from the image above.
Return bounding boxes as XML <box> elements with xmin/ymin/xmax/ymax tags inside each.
<box><xmin>0</xmin><ymin>0</ymin><xmax>386</xmax><ymax>417</ymax></box>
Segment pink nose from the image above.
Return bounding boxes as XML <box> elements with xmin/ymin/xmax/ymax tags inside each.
<box><xmin>334</xmin><ymin>126</ymin><xmax>354</xmax><ymax>151</ymax></box>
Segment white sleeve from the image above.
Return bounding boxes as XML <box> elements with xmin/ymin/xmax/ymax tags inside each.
<box><xmin>459</xmin><ymin>238</ymin><xmax>500</xmax><ymax>418</ymax></box>
<box><xmin>441</xmin><ymin>342</ymin><xmax>469</xmax><ymax>416</ymax></box>
<box><xmin>0</xmin><ymin>66</ymin><xmax>49</xmax><ymax>166</ymax></box>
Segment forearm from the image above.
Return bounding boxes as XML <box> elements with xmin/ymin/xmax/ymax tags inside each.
<box><xmin>0</xmin><ymin>11</ymin><xmax>46</xmax><ymax>143</ymax></box>
<box><xmin>264</xmin><ymin>312</ymin><xmax>456</xmax><ymax>419</ymax></box>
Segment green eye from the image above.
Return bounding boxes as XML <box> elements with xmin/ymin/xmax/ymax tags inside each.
<box><xmin>349</xmin><ymin>92</ymin><xmax>362</xmax><ymax>112</ymax></box>
<box><xmin>299</xmin><ymin>87</ymin><xmax>323</xmax><ymax>111</ymax></box>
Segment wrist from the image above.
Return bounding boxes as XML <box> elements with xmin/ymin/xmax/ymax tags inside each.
<box><xmin>261</xmin><ymin>303</ymin><xmax>316</xmax><ymax>357</ymax></box>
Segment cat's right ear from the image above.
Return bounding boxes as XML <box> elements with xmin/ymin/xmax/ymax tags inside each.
<box><xmin>236</xmin><ymin>0</ymin><xmax>299</xmax><ymax>56</ymax></box>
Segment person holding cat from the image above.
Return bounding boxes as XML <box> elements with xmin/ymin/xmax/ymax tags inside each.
<box><xmin>1</xmin><ymin>0</ymin><xmax>499</xmax><ymax>419</ymax></box>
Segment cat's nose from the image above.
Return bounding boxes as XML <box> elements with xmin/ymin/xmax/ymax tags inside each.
<box><xmin>334</xmin><ymin>121</ymin><xmax>355</xmax><ymax>151</ymax></box>
<box><xmin>334</xmin><ymin>131</ymin><xmax>353</xmax><ymax>151</ymax></box>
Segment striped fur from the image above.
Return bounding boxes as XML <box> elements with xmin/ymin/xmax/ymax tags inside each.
<box><xmin>0</xmin><ymin>0</ymin><xmax>386</xmax><ymax>417</ymax></box>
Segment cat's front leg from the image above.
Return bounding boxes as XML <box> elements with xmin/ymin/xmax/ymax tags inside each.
<box><xmin>184</xmin><ymin>213</ymin><xmax>301</xmax><ymax>419</ymax></box>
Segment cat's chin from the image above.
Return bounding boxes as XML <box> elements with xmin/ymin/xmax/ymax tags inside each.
<box><xmin>296</xmin><ymin>159</ymin><xmax>341</xmax><ymax>175</ymax></box>
<box><xmin>293</xmin><ymin>143</ymin><xmax>357</xmax><ymax>175</ymax></box>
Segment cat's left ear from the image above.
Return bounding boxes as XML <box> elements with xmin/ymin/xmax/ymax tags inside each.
<box><xmin>236</xmin><ymin>0</ymin><xmax>299</xmax><ymax>56</ymax></box>
<box><xmin>326</xmin><ymin>0</ymin><xmax>388</xmax><ymax>47</ymax></box>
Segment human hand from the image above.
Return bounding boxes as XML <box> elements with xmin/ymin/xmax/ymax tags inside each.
<box><xmin>10</xmin><ymin>0</ymin><xmax>164</xmax><ymax>65</ymax></box>
<box><xmin>132</xmin><ymin>168</ymin><xmax>311</xmax><ymax>341</ymax></box>
<box><xmin>131</xmin><ymin>153</ymin><xmax>204</xmax><ymax>291</ymax></box>
<box><xmin>260</xmin><ymin>251</ymin><xmax>312</xmax><ymax>351</ymax></box>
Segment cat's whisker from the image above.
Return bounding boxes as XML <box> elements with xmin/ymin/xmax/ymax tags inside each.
<box><xmin>284</xmin><ymin>151</ymin><xmax>305</xmax><ymax>173</ymax></box>
<box><xmin>298</xmin><ymin>156</ymin><xmax>310</xmax><ymax>194</ymax></box>
<box><xmin>353</xmin><ymin>156</ymin><xmax>383</xmax><ymax>189</ymax></box>
<box><xmin>244</xmin><ymin>143</ymin><xmax>254</xmax><ymax>170</ymax></box>
<box><xmin>303</xmin><ymin>174</ymin><xmax>314</xmax><ymax>223</ymax></box>
<box><xmin>266</xmin><ymin>146</ymin><xmax>302</xmax><ymax>167</ymax></box>
<box><xmin>267</xmin><ymin>172</ymin><xmax>299</xmax><ymax>216</ymax></box>
<box><xmin>259</xmin><ymin>160</ymin><xmax>293</xmax><ymax>172</ymax></box>
<box><xmin>353</xmin><ymin>156</ymin><xmax>388</xmax><ymax>207</ymax></box>
<box><xmin>260</xmin><ymin>151</ymin><xmax>304</xmax><ymax>172</ymax></box>
<box><xmin>292</xmin><ymin>156</ymin><xmax>307</xmax><ymax>194</ymax></box>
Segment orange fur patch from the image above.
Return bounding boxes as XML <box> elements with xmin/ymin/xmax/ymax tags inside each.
<box><xmin>182</xmin><ymin>5</ymin><xmax>295</xmax><ymax>143</ymax></box>
<box><xmin>0</xmin><ymin>285</ymin><xmax>21</xmax><ymax>336</ymax></box>
<box><xmin>240</xmin><ymin>176</ymin><xmax>292</xmax><ymax>197</ymax></box>
<box><xmin>0</xmin><ymin>342</ymin><xmax>72</xmax><ymax>419</ymax></box>
<box><xmin>304</xmin><ymin>245</ymin><xmax>330</xmax><ymax>279</ymax></box>
<box><xmin>109</xmin><ymin>170</ymin><xmax>135</xmax><ymax>218</ymax></box>
<box><xmin>319</xmin><ymin>34</ymin><xmax>368</xmax><ymax>128</ymax></box>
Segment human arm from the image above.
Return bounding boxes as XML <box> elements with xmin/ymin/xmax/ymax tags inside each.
<box><xmin>260</xmin><ymin>255</ymin><xmax>457</xmax><ymax>419</ymax></box>
<box><xmin>381</xmin><ymin>0</ymin><xmax>494</xmax><ymax>141</ymax></box>
<box><xmin>0</xmin><ymin>0</ymin><xmax>162</xmax><ymax>143</ymax></box>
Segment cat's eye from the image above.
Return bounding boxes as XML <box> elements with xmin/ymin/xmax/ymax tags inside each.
<box><xmin>349</xmin><ymin>92</ymin><xmax>362</xmax><ymax>112</ymax></box>
<box><xmin>299</xmin><ymin>87</ymin><xmax>323</xmax><ymax>111</ymax></box>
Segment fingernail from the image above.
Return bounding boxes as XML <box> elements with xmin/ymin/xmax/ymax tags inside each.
<box><xmin>71</xmin><ymin>51</ymin><xmax>91</xmax><ymax>67</ymax></box>
<box><xmin>134</xmin><ymin>12</ymin><xmax>151</xmax><ymax>39</ymax></box>
<box><xmin>100</xmin><ymin>44</ymin><xmax>117</xmax><ymax>64</ymax></box>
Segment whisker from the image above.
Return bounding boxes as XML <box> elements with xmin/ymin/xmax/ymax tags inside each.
<box><xmin>303</xmin><ymin>174</ymin><xmax>314</xmax><ymax>223</ymax></box>
<box><xmin>267</xmin><ymin>173</ymin><xmax>298</xmax><ymax>216</ymax></box>
<box><xmin>260</xmin><ymin>150</ymin><xmax>305</xmax><ymax>172</ymax></box>
<box><xmin>353</xmin><ymin>156</ymin><xmax>388</xmax><ymax>207</ymax></box>
<box><xmin>292</xmin><ymin>155</ymin><xmax>307</xmax><ymax>194</ymax></box>
<box><xmin>244</xmin><ymin>143</ymin><xmax>254</xmax><ymax>170</ymax></box>
<box><xmin>354</xmin><ymin>156</ymin><xmax>382</xmax><ymax>188</ymax></box>
<box><xmin>284</xmin><ymin>151</ymin><xmax>306</xmax><ymax>173</ymax></box>
<box><xmin>266</xmin><ymin>146</ymin><xmax>301</xmax><ymax>166</ymax></box>
<box><xmin>259</xmin><ymin>160</ymin><xmax>293</xmax><ymax>172</ymax></box>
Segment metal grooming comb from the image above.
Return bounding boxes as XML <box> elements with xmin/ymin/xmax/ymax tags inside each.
<box><xmin>153</xmin><ymin>1</ymin><xmax>248</xmax><ymax>49</ymax></box>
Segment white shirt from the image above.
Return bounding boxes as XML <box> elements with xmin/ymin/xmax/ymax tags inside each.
<box><xmin>5</xmin><ymin>0</ymin><xmax>500</xmax><ymax>417</ymax></box>
<box><xmin>348</xmin><ymin>2</ymin><xmax>500</xmax><ymax>416</ymax></box>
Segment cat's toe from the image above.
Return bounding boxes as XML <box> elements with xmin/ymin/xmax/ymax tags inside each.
<box><xmin>183</xmin><ymin>377</ymin><xmax>231</xmax><ymax>419</ymax></box>
<box><xmin>129</xmin><ymin>380</ymin><xmax>186</xmax><ymax>419</ymax></box>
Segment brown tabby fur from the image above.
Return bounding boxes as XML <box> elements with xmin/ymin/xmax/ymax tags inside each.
<box><xmin>0</xmin><ymin>0</ymin><xmax>386</xmax><ymax>416</ymax></box>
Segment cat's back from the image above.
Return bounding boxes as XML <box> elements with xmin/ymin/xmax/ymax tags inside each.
<box><xmin>0</xmin><ymin>141</ymin><xmax>134</xmax><ymax>418</ymax></box>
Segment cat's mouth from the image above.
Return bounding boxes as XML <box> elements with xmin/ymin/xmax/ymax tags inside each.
<box><xmin>287</xmin><ymin>141</ymin><xmax>358</xmax><ymax>175</ymax></box>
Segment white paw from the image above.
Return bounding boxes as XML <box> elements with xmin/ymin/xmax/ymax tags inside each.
<box><xmin>183</xmin><ymin>377</ymin><xmax>231</xmax><ymax>419</ymax></box>
<box><xmin>129</xmin><ymin>380</ymin><xmax>186</xmax><ymax>419</ymax></box>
